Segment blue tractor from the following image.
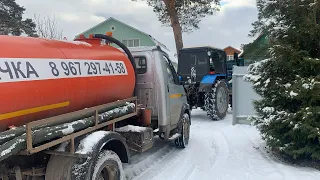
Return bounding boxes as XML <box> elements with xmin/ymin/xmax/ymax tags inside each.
<box><xmin>177</xmin><ymin>46</ymin><xmax>239</xmax><ymax>120</ymax></box>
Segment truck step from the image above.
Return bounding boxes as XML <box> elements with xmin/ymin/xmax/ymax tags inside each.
<box><xmin>153</xmin><ymin>128</ymin><xmax>159</xmax><ymax>133</ymax></box>
<box><xmin>115</xmin><ymin>125</ymin><xmax>154</xmax><ymax>153</ymax></box>
<box><xmin>168</xmin><ymin>133</ymin><xmax>181</xmax><ymax>141</ymax></box>
<box><xmin>153</xmin><ymin>128</ymin><xmax>159</xmax><ymax>136</ymax></box>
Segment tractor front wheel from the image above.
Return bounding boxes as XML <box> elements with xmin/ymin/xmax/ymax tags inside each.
<box><xmin>204</xmin><ymin>80</ymin><xmax>229</xmax><ymax>121</ymax></box>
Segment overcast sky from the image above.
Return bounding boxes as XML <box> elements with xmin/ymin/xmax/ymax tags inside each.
<box><xmin>16</xmin><ymin>0</ymin><xmax>258</xmax><ymax>55</ymax></box>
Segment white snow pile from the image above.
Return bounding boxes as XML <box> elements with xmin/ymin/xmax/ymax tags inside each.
<box><xmin>115</xmin><ymin>125</ymin><xmax>147</xmax><ymax>133</ymax></box>
<box><xmin>61</xmin><ymin>120</ymin><xmax>86</xmax><ymax>135</ymax></box>
<box><xmin>76</xmin><ymin>131</ymin><xmax>111</xmax><ymax>154</ymax></box>
<box><xmin>63</xmin><ymin>40</ymin><xmax>92</xmax><ymax>47</ymax></box>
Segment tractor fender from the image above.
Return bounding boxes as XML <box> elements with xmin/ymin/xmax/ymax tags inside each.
<box><xmin>199</xmin><ymin>74</ymin><xmax>227</xmax><ymax>92</ymax></box>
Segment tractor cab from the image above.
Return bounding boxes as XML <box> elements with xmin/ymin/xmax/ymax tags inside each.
<box><xmin>177</xmin><ymin>46</ymin><xmax>231</xmax><ymax>121</ymax></box>
<box><xmin>177</xmin><ymin>46</ymin><xmax>227</xmax><ymax>85</ymax></box>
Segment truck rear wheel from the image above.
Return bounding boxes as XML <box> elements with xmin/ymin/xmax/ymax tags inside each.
<box><xmin>91</xmin><ymin>150</ymin><xmax>124</xmax><ymax>180</ymax></box>
<box><xmin>175</xmin><ymin>113</ymin><xmax>190</xmax><ymax>148</ymax></box>
<box><xmin>204</xmin><ymin>80</ymin><xmax>229</xmax><ymax>121</ymax></box>
<box><xmin>45</xmin><ymin>150</ymin><xmax>124</xmax><ymax>180</ymax></box>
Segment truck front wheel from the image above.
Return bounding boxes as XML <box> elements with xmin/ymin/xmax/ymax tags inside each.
<box><xmin>204</xmin><ymin>80</ymin><xmax>229</xmax><ymax>121</ymax></box>
<box><xmin>175</xmin><ymin>113</ymin><xmax>191</xmax><ymax>148</ymax></box>
<box><xmin>91</xmin><ymin>150</ymin><xmax>124</xmax><ymax>180</ymax></box>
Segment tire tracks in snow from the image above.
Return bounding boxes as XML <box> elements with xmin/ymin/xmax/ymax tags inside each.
<box><xmin>205</xmin><ymin>131</ymin><xmax>230</xmax><ymax>177</ymax></box>
<box><xmin>123</xmin><ymin>109</ymin><xmax>320</xmax><ymax>180</ymax></box>
<box><xmin>123</xmin><ymin>139</ymin><xmax>179</xmax><ymax>180</ymax></box>
<box><xmin>214</xmin><ymin>125</ymin><xmax>286</xmax><ymax>180</ymax></box>
<box><xmin>125</xmin><ymin>112</ymin><xmax>227</xmax><ymax>180</ymax></box>
<box><xmin>238</xmin><ymin>126</ymin><xmax>320</xmax><ymax>180</ymax></box>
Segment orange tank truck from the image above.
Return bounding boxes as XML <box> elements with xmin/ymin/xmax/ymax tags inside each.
<box><xmin>0</xmin><ymin>35</ymin><xmax>136</xmax><ymax>132</ymax></box>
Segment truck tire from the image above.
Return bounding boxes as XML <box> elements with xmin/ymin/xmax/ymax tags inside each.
<box><xmin>45</xmin><ymin>131</ymin><xmax>128</xmax><ymax>180</ymax></box>
<box><xmin>91</xmin><ymin>150</ymin><xmax>124</xmax><ymax>180</ymax></box>
<box><xmin>204</xmin><ymin>80</ymin><xmax>229</xmax><ymax>121</ymax></box>
<box><xmin>175</xmin><ymin>113</ymin><xmax>190</xmax><ymax>148</ymax></box>
<box><xmin>45</xmin><ymin>155</ymin><xmax>76</xmax><ymax>180</ymax></box>
<box><xmin>45</xmin><ymin>150</ymin><xmax>124</xmax><ymax>180</ymax></box>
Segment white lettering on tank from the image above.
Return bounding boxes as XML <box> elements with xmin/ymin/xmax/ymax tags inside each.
<box><xmin>0</xmin><ymin>58</ymin><xmax>128</xmax><ymax>83</ymax></box>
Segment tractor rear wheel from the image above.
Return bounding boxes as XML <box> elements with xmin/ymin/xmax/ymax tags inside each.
<box><xmin>204</xmin><ymin>80</ymin><xmax>229</xmax><ymax>121</ymax></box>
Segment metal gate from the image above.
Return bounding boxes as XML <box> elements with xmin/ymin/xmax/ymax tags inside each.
<box><xmin>231</xmin><ymin>66</ymin><xmax>261</xmax><ymax>125</ymax></box>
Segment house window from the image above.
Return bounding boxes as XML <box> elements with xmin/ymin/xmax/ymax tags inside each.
<box><xmin>227</xmin><ymin>55</ymin><xmax>234</xmax><ymax>61</ymax></box>
<box><xmin>122</xmin><ymin>39</ymin><xmax>140</xmax><ymax>47</ymax></box>
<box><xmin>110</xmin><ymin>25</ymin><xmax>116</xmax><ymax>31</ymax></box>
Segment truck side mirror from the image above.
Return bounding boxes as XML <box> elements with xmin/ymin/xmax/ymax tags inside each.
<box><xmin>234</xmin><ymin>52</ymin><xmax>239</xmax><ymax>66</ymax></box>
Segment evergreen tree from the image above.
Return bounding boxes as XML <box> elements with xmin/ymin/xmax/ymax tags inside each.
<box><xmin>241</xmin><ymin>32</ymin><xmax>271</xmax><ymax>65</ymax></box>
<box><xmin>0</xmin><ymin>0</ymin><xmax>37</xmax><ymax>37</ymax></box>
<box><xmin>132</xmin><ymin>0</ymin><xmax>220</xmax><ymax>53</ymax></box>
<box><xmin>245</xmin><ymin>0</ymin><xmax>320</xmax><ymax>161</ymax></box>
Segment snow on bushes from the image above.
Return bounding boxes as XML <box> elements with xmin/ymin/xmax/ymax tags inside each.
<box><xmin>245</xmin><ymin>57</ymin><xmax>320</xmax><ymax>161</ymax></box>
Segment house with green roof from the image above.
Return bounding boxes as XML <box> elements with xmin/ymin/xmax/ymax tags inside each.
<box><xmin>240</xmin><ymin>31</ymin><xmax>271</xmax><ymax>65</ymax></box>
<box><xmin>75</xmin><ymin>17</ymin><xmax>169</xmax><ymax>51</ymax></box>
<box><xmin>75</xmin><ymin>17</ymin><xmax>178</xmax><ymax>70</ymax></box>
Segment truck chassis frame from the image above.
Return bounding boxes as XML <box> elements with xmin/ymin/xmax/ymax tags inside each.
<box><xmin>1</xmin><ymin>97</ymin><xmax>139</xmax><ymax>179</ymax></box>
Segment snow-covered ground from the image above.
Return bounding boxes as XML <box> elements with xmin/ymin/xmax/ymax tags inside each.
<box><xmin>123</xmin><ymin>108</ymin><xmax>320</xmax><ymax>180</ymax></box>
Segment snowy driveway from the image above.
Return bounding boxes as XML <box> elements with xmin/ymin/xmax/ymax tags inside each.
<box><xmin>124</xmin><ymin>109</ymin><xmax>320</xmax><ymax>180</ymax></box>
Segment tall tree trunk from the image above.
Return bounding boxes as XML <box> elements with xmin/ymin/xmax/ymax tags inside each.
<box><xmin>315</xmin><ymin>0</ymin><xmax>320</xmax><ymax>58</ymax></box>
<box><xmin>163</xmin><ymin>0</ymin><xmax>184</xmax><ymax>54</ymax></box>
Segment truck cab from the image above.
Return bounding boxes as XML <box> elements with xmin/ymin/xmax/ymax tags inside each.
<box><xmin>128</xmin><ymin>46</ymin><xmax>190</xmax><ymax>141</ymax></box>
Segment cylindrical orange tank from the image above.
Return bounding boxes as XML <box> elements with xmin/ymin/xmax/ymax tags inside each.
<box><xmin>0</xmin><ymin>35</ymin><xmax>136</xmax><ymax>132</ymax></box>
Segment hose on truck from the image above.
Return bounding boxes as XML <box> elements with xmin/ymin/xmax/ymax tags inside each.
<box><xmin>93</xmin><ymin>34</ymin><xmax>138</xmax><ymax>96</ymax></box>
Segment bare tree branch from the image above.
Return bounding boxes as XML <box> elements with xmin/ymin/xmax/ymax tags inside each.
<box><xmin>33</xmin><ymin>14</ymin><xmax>63</xmax><ymax>40</ymax></box>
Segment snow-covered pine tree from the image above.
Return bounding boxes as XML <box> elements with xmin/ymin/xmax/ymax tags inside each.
<box><xmin>245</xmin><ymin>0</ymin><xmax>320</xmax><ymax>160</ymax></box>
